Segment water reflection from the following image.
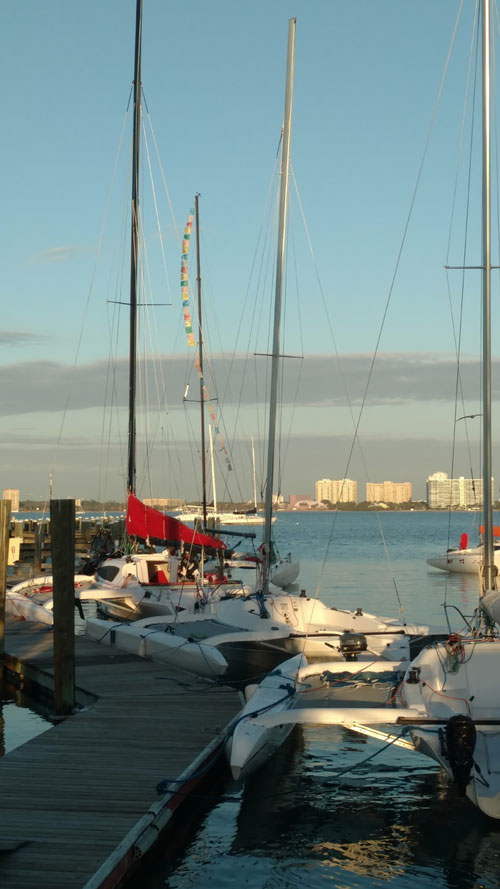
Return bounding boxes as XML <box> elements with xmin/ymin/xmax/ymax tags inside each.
<box><xmin>0</xmin><ymin>683</ymin><xmax>52</xmax><ymax>754</ymax></box>
<box><xmin>230</xmin><ymin>725</ymin><xmax>500</xmax><ymax>889</ymax></box>
<box><xmin>140</xmin><ymin>514</ymin><xmax>500</xmax><ymax>889</ymax></box>
<box><xmin>158</xmin><ymin>723</ymin><xmax>500</xmax><ymax>889</ymax></box>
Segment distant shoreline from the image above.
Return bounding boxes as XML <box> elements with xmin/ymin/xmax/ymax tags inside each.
<box><xmin>278</xmin><ymin>507</ymin><xmax>485</xmax><ymax>514</ymax></box>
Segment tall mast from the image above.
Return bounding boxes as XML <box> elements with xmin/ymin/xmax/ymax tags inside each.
<box><xmin>481</xmin><ymin>0</ymin><xmax>494</xmax><ymax>593</ymax></box>
<box><xmin>195</xmin><ymin>194</ymin><xmax>208</xmax><ymax>525</ymax></box>
<box><xmin>252</xmin><ymin>435</ymin><xmax>257</xmax><ymax>510</ymax></box>
<box><xmin>262</xmin><ymin>17</ymin><xmax>296</xmax><ymax>594</ymax></box>
<box><xmin>209</xmin><ymin>423</ymin><xmax>217</xmax><ymax>513</ymax></box>
<box><xmin>127</xmin><ymin>0</ymin><xmax>143</xmax><ymax>495</ymax></box>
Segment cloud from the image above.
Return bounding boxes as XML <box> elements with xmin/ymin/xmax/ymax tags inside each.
<box><xmin>0</xmin><ymin>351</ymin><xmax>488</xmax><ymax>417</ymax></box>
<box><xmin>0</xmin><ymin>331</ymin><xmax>48</xmax><ymax>346</ymax></box>
<box><xmin>0</xmin><ymin>427</ymin><xmax>479</xmax><ymax>502</ymax></box>
<box><xmin>29</xmin><ymin>246</ymin><xmax>85</xmax><ymax>264</ymax></box>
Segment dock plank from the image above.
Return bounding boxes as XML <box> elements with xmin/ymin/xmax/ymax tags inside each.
<box><xmin>0</xmin><ymin>615</ymin><xmax>241</xmax><ymax>889</ymax></box>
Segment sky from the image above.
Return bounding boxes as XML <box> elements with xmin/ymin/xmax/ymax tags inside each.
<box><xmin>1</xmin><ymin>0</ymin><xmax>499</xmax><ymax>504</ymax></box>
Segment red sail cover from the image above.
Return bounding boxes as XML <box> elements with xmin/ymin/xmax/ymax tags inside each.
<box><xmin>479</xmin><ymin>525</ymin><xmax>500</xmax><ymax>538</ymax></box>
<box><xmin>126</xmin><ymin>493</ymin><xmax>225</xmax><ymax>550</ymax></box>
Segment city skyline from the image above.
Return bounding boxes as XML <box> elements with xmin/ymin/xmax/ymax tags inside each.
<box><xmin>6</xmin><ymin>468</ymin><xmax>490</xmax><ymax>510</ymax></box>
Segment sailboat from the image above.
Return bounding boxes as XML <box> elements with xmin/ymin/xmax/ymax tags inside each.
<box><xmin>6</xmin><ymin>0</ymin><xmax>249</xmax><ymax>628</ymax></box>
<box><xmin>230</xmin><ymin>0</ymin><xmax>500</xmax><ymax>815</ymax></box>
<box><xmin>397</xmin><ymin>0</ymin><xmax>500</xmax><ymax>816</ymax></box>
<box><xmin>257</xmin><ymin>17</ymin><xmax>300</xmax><ymax>595</ymax></box>
<box><xmin>89</xmin><ymin>18</ymin><xmax>446</xmax><ymax>672</ymax></box>
<box><xmin>427</xmin><ymin>524</ymin><xmax>500</xmax><ymax>574</ymax></box>
<box><xmin>176</xmin><ymin>199</ymin><xmax>273</xmax><ymax>530</ymax></box>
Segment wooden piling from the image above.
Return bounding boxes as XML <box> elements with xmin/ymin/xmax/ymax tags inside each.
<box><xmin>0</xmin><ymin>500</ymin><xmax>11</xmax><ymax>679</ymax></box>
<box><xmin>33</xmin><ymin>521</ymin><xmax>43</xmax><ymax>573</ymax></box>
<box><xmin>51</xmin><ymin>499</ymin><xmax>75</xmax><ymax>715</ymax></box>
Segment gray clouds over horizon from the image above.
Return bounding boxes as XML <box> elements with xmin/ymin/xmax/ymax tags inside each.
<box><xmin>0</xmin><ymin>331</ymin><xmax>48</xmax><ymax>346</ymax></box>
<box><xmin>0</xmin><ymin>352</ymin><xmax>487</xmax><ymax>417</ymax></box>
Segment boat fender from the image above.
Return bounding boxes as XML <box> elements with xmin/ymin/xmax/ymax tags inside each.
<box><xmin>445</xmin><ymin>714</ymin><xmax>476</xmax><ymax>795</ymax></box>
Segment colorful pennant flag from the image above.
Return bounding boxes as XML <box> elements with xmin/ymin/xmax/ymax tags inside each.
<box><xmin>181</xmin><ymin>210</ymin><xmax>232</xmax><ymax>470</ymax></box>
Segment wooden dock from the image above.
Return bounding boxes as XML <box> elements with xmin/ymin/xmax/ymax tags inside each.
<box><xmin>0</xmin><ymin>616</ymin><xmax>241</xmax><ymax>889</ymax></box>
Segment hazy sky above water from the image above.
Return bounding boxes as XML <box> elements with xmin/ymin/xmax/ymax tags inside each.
<box><xmin>2</xmin><ymin>1</ymin><xmax>497</xmax><ymax>503</ymax></box>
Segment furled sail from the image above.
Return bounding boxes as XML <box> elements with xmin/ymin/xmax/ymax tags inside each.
<box><xmin>126</xmin><ymin>493</ymin><xmax>225</xmax><ymax>550</ymax></box>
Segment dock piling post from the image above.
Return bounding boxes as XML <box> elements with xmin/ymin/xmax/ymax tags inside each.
<box><xmin>51</xmin><ymin>499</ymin><xmax>75</xmax><ymax>715</ymax></box>
<box><xmin>34</xmin><ymin>522</ymin><xmax>43</xmax><ymax>573</ymax></box>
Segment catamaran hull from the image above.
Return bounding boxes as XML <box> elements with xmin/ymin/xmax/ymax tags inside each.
<box><xmin>85</xmin><ymin>617</ymin><xmax>228</xmax><ymax>678</ymax></box>
<box><xmin>226</xmin><ymin>654</ymin><xmax>307</xmax><ymax>780</ymax></box>
<box><xmin>6</xmin><ymin>574</ymin><xmax>96</xmax><ymax>625</ymax></box>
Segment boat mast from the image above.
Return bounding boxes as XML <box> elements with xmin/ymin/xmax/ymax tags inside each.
<box><xmin>209</xmin><ymin>424</ymin><xmax>217</xmax><ymax>514</ymax></box>
<box><xmin>481</xmin><ymin>0</ymin><xmax>495</xmax><ymax>593</ymax></box>
<box><xmin>194</xmin><ymin>194</ymin><xmax>208</xmax><ymax>525</ymax></box>
<box><xmin>262</xmin><ymin>17</ymin><xmax>296</xmax><ymax>595</ymax></box>
<box><xmin>252</xmin><ymin>435</ymin><xmax>257</xmax><ymax>510</ymax></box>
<box><xmin>127</xmin><ymin>0</ymin><xmax>143</xmax><ymax>495</ymax></box>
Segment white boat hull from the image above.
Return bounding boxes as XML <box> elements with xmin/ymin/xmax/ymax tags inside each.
<box><xmin>427</xmin><ymin>545</ymin><xmax>500</xmax><ymax>574</ymax></box>
<box><xmin>204</xmin><ymin>595</ymin><xmax>440</xmax><ymax>663</ymax></box>
<box><xmin>226</xmin><ymin>653</ymin><xmax>307</xmax><ymax>780</ymax></box>
<box><xmin>85</xmin><ymin>617</ymin><xmax>228</xmax><ymax>678</ymax></box>
<box><xmin>402</xmin><ymin>639</ymin><xmax>500</xmax><ymax>818</ymax></box>
<box><xmin>6</xmin><ymin>574</ymin><xmax>95</xmax><ymax>625</ymax></box>
<box><xmin>269</xmin><ymin>555</ymin><xmax>300</xmax><ymax>588</ymax></box>
<box><xmin>177</xmin><ymin>510</ymin><xmax>274</xmax><ymax>526</ymax></box>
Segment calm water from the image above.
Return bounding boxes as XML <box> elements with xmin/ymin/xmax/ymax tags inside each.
<box><xmin>0</xmin><ymin>685</ymin><xmax>53</xmax><ymax>754</ymax></box>
<box><xmin>142</xmin><ymin>510</ymin><xmax>500</xmax><ymax>889</ymax></box>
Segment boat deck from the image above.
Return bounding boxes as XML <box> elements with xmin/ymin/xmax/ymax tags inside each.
<box><xmin>0</xmin><ymin>616</ymin><xmax>241</xmax><ymax>889</ymax></box>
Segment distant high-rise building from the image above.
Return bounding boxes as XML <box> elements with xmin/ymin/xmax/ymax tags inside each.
<box><xmin>143</xmin><ymin>498</ymin><xmax>184</xmax><ymax>509</ymax></box>
<box><xmin>366</xmin><ymin>481</ymin><xmax>412</xmax><ymax>504</ymax></box>
<box><xmin>2</xmin><ymin>488</ymin><xmax>19</xmax><ymax>511</ymax></box>
<box><xmin>315</xmin><ymin>478</ymin><xmax>357</xmax><ymax>504</ymax></box>
<box><xmin>289</xmin><ymin>494</ymin><xmax>313</xmax><ymax>509</ymax></box>
<box><xmin>426</xmin><ymin>471</ymin><xmax>493</xmax><ymax>508</ymax></box>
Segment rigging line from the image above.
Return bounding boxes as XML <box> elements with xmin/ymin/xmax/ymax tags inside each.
<box><xmin>142</xmin><ymin>93</ymin><xmax>182</xmax><ymax>256</ymax></box>
<box><xmin>493</xmin><ymin>2</ymin><xmax>500</xmax><ymax>523</ymax></box>
<box><xmin>234</xmin><ymin>197</ymin><xmax>278</xmax><ymax>473</ymax></box>
<box><xmin>52</xmin><ymin>106</ymin><xmax>130</xmax><ymax>480</ymax></box>
<box><xmin>99</xmin><ymin>301</ymin><xmax>125</xmax><ymax>503</ymax></box>
<box><xmin>289</xmin><ymin>163</ymin><xmax>398</xmax><ymax>595</ymax></box>
<box><xmin>289</xmin><ymin>179</ymin><xmax>400</xmax><ymax>609</ymax></box>
<box><xmin>220</xmin><ymin>150</ymin><xmax>280</xmax><ymax>411</ymax></box>
<box><xmin>182</xmin><ymin>402</ymin><xmax>207</xmax><ymax>503</ymax></box>
<box><xmin>275</xmin><ymin>199</ymin><xmax>301</xmax><ymax>497</ymax></box>
<box><xmin>223</xmin><ymin>161</ymin><xmax>279</xmax><ymax>466</ymax></box>
<box><xmin>310</xmin><ymin>3</ymin><xmax>465</xmax><ymax>597</ymax></box>
<box><xmin>160</xmin><ymin>425</ymin><xmax>183</xmax><ymax>503</ymax></box>
<box><xmin>137</xmin><ymin>202</ymin><xmax>172</xmax><ymax>485</ymax></box>
<box><xmin>447</xmin><ymin>5</ymin><xmax>481</xmax><ymax>557</ymax></box>
<box><xmin>252</xmin><ymin>238</ymin><xmax>275</xmax><ymax>488</ymax></box>
<box><xmin>345</xmin><ymin>0</ymin><xmax>465</xmax><ymax>439</ymax></box>
<box><xmin>141</xmin><ymin>114</ymin><xmax>172</xmax><ymax>301</ymax></box>
<box><xmin>275</xmin><ymin>212</ymin><xmax>289</xmax><ymax>497</ymax></box>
